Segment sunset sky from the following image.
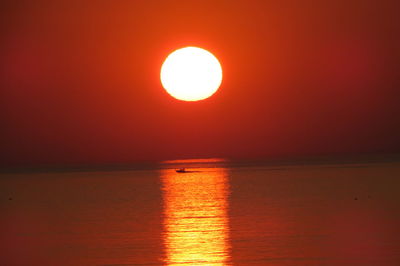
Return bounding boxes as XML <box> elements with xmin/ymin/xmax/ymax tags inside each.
<box><xmin>1</xmin><ymin>1</ymin><xmax>399</xmax><ymax>167</ymax></box>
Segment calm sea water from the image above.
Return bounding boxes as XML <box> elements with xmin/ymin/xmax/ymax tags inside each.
<box><xmin>1</xmin><ymin>160</ymin><xmax>400</xmax><ymax>265</ymax></box>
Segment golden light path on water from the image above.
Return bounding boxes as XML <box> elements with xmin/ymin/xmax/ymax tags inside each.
<box><xmin>160</xmin><ymin>167</ymin><xmax>231</xmax><ymax>265</ymax></box>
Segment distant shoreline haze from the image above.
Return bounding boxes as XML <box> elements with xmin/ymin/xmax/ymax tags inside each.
<box><xmin>1</xmin><ymin>153</ymin><xmax>399</xmax><ymax>174</ymax></box>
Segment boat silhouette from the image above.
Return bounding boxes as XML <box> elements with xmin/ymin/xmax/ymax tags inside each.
<box><xmin>175</xmin><ymin>168</ymin><xmax>200</xmax><ymax>173</ymax></box>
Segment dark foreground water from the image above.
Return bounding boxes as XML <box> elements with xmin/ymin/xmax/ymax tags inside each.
<box><xmin>1</xmin><ymin>160</ymin><xmax>400</xmax><ymax>265</ymax></box>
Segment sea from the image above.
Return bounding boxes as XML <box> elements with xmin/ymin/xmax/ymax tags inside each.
<box><xmin>1</xmin><ymin>158</ymin><xmax>400</xmax><ymax>265</ymax></box>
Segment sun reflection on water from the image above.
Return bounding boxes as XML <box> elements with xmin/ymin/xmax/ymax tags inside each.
<box><xmin>160</xmin><ymin>168</ymin><xmax>231</xmax><ymax>265</ymax></box>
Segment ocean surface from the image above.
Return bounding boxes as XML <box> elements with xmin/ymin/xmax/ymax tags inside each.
<box><xmin>1</xmin><ymin>159</ymin><xmax>400</xmax><ymax>265</ymax></box>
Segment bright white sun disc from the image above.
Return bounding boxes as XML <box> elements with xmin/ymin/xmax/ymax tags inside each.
<box><xmin>160</xmin><ymin>47</ymin><xmax>222</xmax><ymax>101</ymax></box>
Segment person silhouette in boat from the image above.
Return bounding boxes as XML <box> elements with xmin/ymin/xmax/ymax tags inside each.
<box><xmin>176</xmin><ymin>168</ymin><xmax>186</xmax><ymax>173</ymax></box>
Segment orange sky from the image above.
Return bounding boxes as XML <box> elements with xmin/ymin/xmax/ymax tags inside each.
<box><xmin>1</xmin><ymin>1</ymin><xmax>399</xmax><ymax>167</ymax></box>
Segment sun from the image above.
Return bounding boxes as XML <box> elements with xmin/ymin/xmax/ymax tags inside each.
<box><xmin>160</xmin><ymin>47</ymin><xmax>223</xmax><ymax>101</ymax></box>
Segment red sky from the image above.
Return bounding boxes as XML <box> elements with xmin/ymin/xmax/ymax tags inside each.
<box><xmin>1</xmin><ymin>1</ymin><xmax>399</xmax><ymax>167</ymax></box>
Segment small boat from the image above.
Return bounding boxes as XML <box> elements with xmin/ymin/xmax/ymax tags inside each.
<box><xmin>176</xmin><ymin>168</ymin><xmax>187</xmax><ymax>173</ymax></box>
